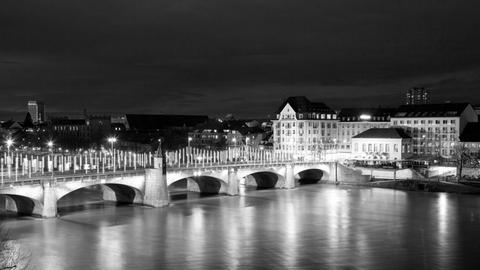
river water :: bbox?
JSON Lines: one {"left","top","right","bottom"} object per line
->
{"left": 3, "top": 184, "right": 480, "bottom": 269}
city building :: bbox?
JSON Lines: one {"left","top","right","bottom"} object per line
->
{"left": 122, "top": 114, "right": 209, "bottom": 149}
{"left": 272, "top": 96, "right": 338, "bottom": 156}
{"left": 27, "top": 100, "right": 46, "bottom": 123}
{"left": 351, "top": 128, "right": 413, "bottom": 161}
{"left": 391, "top": 103, "right": 478, "bottom": 157}
{"left": 405, "top": 87, "right": 430, "bottom": 105}
{"left": 188, "top": 119, "right": 269, "bottom": 149}
{"left": 337, "top": 108, "right": 397, "bottom": 151}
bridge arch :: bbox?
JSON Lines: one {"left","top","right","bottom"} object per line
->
{"left": 238, "top": 168, "right": 286, "bottom": 189}
{"left": 168, "top": 174, "right": 228, "bottom": 195}
{"left": 0, "top": 194, "right": 43, "bottom": 217}
{"left": 294, "top": 164, "right": 334, "bottom": 184}
{"left": 57, "top": 183, "right": 144, "bottom": 206}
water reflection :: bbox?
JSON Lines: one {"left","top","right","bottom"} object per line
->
{"left": 4, "top": 185, "right": 480, "bottom": 269}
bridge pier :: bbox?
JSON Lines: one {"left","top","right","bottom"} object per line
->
{"left": 143, "top": 157, "right": 170, "bottom": 207}
{"left": 4, "top": 196, "right": 17, "bottom": 213}
{"left": 283, "top": 163, "right": 296, "bottom": 189}
{"left": 227, "top": 169, "right": 240, "bottom": 196}
{"left": 186, "top": 178, "right": 201, "bottom": 192}
{"left": 42, "top": 180, "right": 57, "bottom": 218}
{"left": 102, "top": 185, "right": 117, "bottom": 202}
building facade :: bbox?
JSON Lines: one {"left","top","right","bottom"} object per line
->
{"left": 27, "top": 100, "right": 46, "bottom": 124}
{"left": 351, "top": 128, "right": 413, "bottom": 161}
{"left": 391, "top": 103, "right": 478, "bottom": 157}
{"left": 405, "top": 87, "right": 430, "bottom": 105}
{"left": 337, "top": 108, "right": 396, "bottom": 151}
{"left": 272, "top": 96, "right": 338, "bottom": 157}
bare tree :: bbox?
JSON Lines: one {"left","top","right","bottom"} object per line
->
{"left": 0, "top": 224, "right": 29, "bottom": 270}
{"left": 453, "top": 142, "right": 480, "bottom": 182}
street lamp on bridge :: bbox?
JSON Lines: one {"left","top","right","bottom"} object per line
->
{"left": 188, "top": 136, "right": 192, "bottom": 147}
{"left": 5, "top": 138, "right": 14, "bottom": 157}
{"left": 47, "top": 140, "right": 54, "bottom": 151}
{"left": 47, "top": 140, "right": 54, "bottom": 175}
{"left": 107, "top": 136, "right": 117, "bottom": 171}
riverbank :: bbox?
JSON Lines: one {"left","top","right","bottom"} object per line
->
{"left": 352, "top": 179, "right": 480, "bottom": 194}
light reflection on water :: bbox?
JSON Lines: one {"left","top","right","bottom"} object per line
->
{"left": 4, "top": 184, "right": 480, "bottom": 269}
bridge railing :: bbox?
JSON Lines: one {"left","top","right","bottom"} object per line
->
{"left": 0, "top": 147, "right": 326, "bottom": 186}
{"left": 165, "top": 147, "right": 324, "bottom": 169}
{"left": 0, "top": 170, "right": 146, "bottom": 188}
{"left": 0, "top": 150, "right": 154, "bottom": 185}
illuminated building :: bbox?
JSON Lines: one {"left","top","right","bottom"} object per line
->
{"left": 27, "top": 100, "right": 46, "bottom": 124}
{"left": 337, "top": 108, "right": 397, "bottom": 152}
{"left": 272, "top": 96, "right": 338, "bottom": 156}
{"left": 391, "top": 103, "right": 477, "bottom": 157}
{"left": 405, "top": 87, "right": 430, "bottom": 105}
{"left": 351, "top": 128, "right": 413, "bottom": 160}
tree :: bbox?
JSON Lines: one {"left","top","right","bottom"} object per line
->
{"left": 453, "top": 143, "right": 480, "bottom": 182}
{"left": 22, "top": 113, "right": 34, "bottom": 129}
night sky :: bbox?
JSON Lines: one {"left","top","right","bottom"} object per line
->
{"left": 1, "top": 0, "right": 480, "bottom": 119}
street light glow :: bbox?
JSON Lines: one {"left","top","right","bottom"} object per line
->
{"left": 47, "top": 140, "right": 54, "bottom": 148}
{"left": 107, "top": 137, "right": 117, "bottom": 143}
{"left": 5, "top": 138, "right": 14, "bottom": 147}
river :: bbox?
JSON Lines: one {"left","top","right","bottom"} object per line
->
{"left": 3, "top": 184, "right": 480, "bottom": 269}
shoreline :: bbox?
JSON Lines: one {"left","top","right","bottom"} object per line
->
{"left": 339, "top": 179, "right": 480, "bottom": 194}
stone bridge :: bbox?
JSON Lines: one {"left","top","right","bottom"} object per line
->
{"left": 0, "top": 158, "right": 364, "bottom": 218}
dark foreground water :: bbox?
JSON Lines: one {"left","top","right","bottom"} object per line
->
{"left": 4, "top": 184, "right": 480, "bottom": 270}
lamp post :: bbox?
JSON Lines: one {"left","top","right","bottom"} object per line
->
{"left": 47, "top": 140, "right": 54, "bottom": 175}
{"left": 232, "top": 137, "right": 237, "bottom": 162}
{"left": 5, "top": 138, "right": 13, "bottom": 178}
{"left": 188, "top": 136, "right": 192, "bottom": 147}
{"left": 107, "top": 137, "right": 117, "bottom": 171}
{"left": 5, "top": 138, "right": 13, "bottom": 158}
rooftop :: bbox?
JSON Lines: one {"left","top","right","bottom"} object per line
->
{"left": 394, "top": 103, "right": 471, "bottom": 118}
{"left": 277, "top": 96, "right": 335, "bottom": 114}
{"left": 352, "top": 128, "right": 412, "bottom": 139}
{"left": 50, "top": 119, "right": 87, "bottom": 126}
{"left": 338, "top": 108, "right": 397, "bottom": 122}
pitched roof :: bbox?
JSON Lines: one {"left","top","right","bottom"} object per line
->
{"left": 276, "top": 96, "right": 335, "bottom": 114}
{"left": 394, "top": 103, "right": 471, "bottom": 118}
{"left": 51, "top": 119, "right": 87, "bottom": 125}
{"left": 460, "top": 122, "right": 480, "bottom": 142}
{"left": 338, "top": 108, "right": 397, "bottom": 121}
{"left": 352, "top": 128, "right": 412, "bottom": 139}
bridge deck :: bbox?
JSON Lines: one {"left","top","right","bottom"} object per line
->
{"left": 0, "top": 160, "right": 330, "bottom": 188}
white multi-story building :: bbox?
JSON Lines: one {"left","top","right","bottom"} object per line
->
{"left": 337, "top": 108, "right": 397, "bottom": 152}
{"left": 351, "top": 128, "right": 413, "bottom": 161}
{"left": 272, "top": 96, "right": 338, "bottom": 157}
{"left": 391, "top": 103, "right": 478, "bottom": 157}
